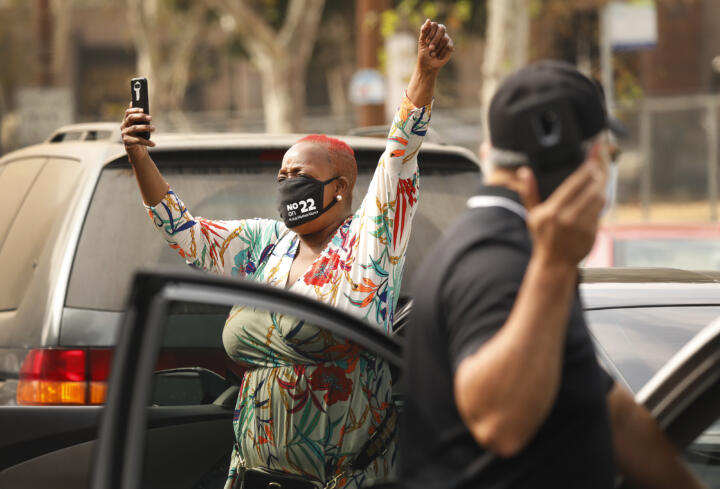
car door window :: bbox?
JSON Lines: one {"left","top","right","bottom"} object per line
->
{"left": 151, "top": 302, "right": 239, "bottom": 406}
{"left": 684, "top": 417, "right": 720, "bottom": 488}
{"left": 65, "top": 151, "right": 478, "bottom": 313}
{"left": 143, "top": 301, "right": 397, "bottom": 489}
{"left": 0, "top": 158, "right": 46, "bottom": 249}
{"left": 0, "top": 157, "right": 81, "bottom": 310}
{"left": 95, "top": 275, "right": 402, "bottom": 489}
{"left": 586, "top": 306, "right": 720, "bottom": 392}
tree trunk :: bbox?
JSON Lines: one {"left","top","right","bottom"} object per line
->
{"left": 481, "top": 0, "right": 529, "bottom": 138}
{"left": 163, "top": 4, "right": 208, "bottom": 131}
{"left": 213, "top": 0, "right": 325, "bottom": 133}
{"left": 326, "top": 67, "right": 350, "bottom": 121}
{"left": 126, "top": 0, "right": 210, "bottom": 130}
{"left": 318, "top": 12, "right": 353, "bottom": 124}
{"left": 256, "top": 54, "right": 305, "bottom": 133}
{"left": 127, "top": 0, "right": 158, "bottom": 112}
{"left": 50, "top": 0, "right": 73, "bottom": 86}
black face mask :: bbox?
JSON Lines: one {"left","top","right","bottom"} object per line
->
{"left": 277, "top": 175, "right": 339, "bottom": 228}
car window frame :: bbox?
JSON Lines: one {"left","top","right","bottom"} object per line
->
{"left": 0, "top": 156, "right": 82, "bottom": 311}
{"left": 93, "top": 270, "right": 720, "bottom": 489}
{"left": 636, "top": 315, "right": 720, "bottom": 446}
{"left": 63, "top": 147, "right": 480, "bottom": 315}
{"left": 91, "top": 268, "right": 403, "bottom": 489}
{"left": 613, "top": 316, "right": 720, "bottom": 489}
{"left": 585, "top": 304, "right": 720, "bottom": 393}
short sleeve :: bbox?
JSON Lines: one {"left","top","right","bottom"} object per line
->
{"left": 442, "top": 242, "right": 529, "bottom": 372}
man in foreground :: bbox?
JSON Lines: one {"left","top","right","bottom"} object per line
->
{"left": 400, "top": 61, "right": 705, "bottom": 489}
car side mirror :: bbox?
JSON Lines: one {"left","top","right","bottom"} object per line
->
{"left": 151, "top": 367, "right": 226, "bottom": 406}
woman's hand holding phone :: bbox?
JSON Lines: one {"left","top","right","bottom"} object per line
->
{"left": 122, "top": 77, "right": 155, "bottom": 163}
{"left": 121, "top": 105, "right": 155, "bottom": 163}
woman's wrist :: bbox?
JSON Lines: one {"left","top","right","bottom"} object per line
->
{"left": 406, "top": 64, "right": 438, "bottom": 107}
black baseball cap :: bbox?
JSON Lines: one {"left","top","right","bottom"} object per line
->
{"left": 489, "top": 59, "right": 627, "bottom": 158}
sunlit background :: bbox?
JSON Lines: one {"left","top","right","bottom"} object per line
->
{"left": 1, "top": 0, "right": 719, "bottom": 225}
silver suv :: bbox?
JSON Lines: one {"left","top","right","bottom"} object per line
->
{"left": 0, "top": 123, "right": 480, "bottom": 407}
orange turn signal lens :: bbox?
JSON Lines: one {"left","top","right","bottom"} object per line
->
{"left": 17, "top": 348, "right": 111, "bottom": 405}
{"left": 89, "top": 381, "right": 108, "bottom": 404}
{"left": 16, "top": 380, "right": 88, "bottom": 405}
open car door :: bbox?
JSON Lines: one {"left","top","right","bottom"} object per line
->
{"left": 90, "top": 268, "right": 720, "bottom": 489}
{"left": 90, "top": 269, "right": 402, "bottom": 489}
{"left": 624, "top": 316, "right": 720, "bottom": 488}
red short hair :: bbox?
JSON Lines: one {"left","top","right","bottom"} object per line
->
{"left": 297, "top": 134, "right": 357, "bottom": 185}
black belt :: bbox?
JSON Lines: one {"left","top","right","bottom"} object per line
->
{"left": 348, "top": 403, "right": 399, "bottom": 473}
{"left": 241, "top": 467, "right": 320, "bottom": 489}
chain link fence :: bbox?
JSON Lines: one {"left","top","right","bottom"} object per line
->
{"left": 613, "top": 95, "right": 720, "bottom": 222}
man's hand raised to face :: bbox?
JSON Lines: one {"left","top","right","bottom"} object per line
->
{"left": 523, "top": 142, "right": 608, "bottom": 269}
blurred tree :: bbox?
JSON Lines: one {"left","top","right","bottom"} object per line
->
{"left": 529, "top": 0, "right": 638, "bottom": 103}
{"left": 482, "top": 0, "right": 529, "bottom": 135}
{"left": 125, "top": 0, "right": 216, "bottom": 130}
{"left": 380, "top": 0, "right": 484, "bottom": 76}
{"left": 380, "top": 0, "right": 482, "bottom": 41}
{"left": 209, "top": 0, "right": 326, "bottom": 133}
{"left": 50, "top": 0, "right": 77, "bottom": 88}
{"left": 529, "top": 0, "right": 607, "bottom": 65}
{"left": 0, "top": 0, "right": 39, "bottom": 151}
{"left": 380, "top": 0, "right": 485, "bottom": 112}
{"left": 314, "top": 5, "right": 355, "bottom": 124}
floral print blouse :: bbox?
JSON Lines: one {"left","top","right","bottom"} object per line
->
{"left": 145, "top": 94, "right": 431, "bottom": 488}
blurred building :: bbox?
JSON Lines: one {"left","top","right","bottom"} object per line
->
{"left": 530, "top": 0, "right": 720, "bottom": 217}
{"left": 0, "top": 1, "right": 489, "bottom": 153}
{"left": 3, "top": 0, "right": 718, "bottom": 213}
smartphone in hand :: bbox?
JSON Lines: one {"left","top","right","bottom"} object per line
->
{"left": 130, "top": 77, "right": 150, "bottom": 140}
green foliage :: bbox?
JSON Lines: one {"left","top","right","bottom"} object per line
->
{"left": 382, "top": 0, "right": 483, "bottom": 41}
{"left": 614, "top": 53, "right": 644, "bottom": 102}
{"left": 250, "top": 0, "right": 289, "bottom": 30}
{"left": 529, "top": 0, "right": 543, "bottom": 18}
{"left": 421, "top": 2, "right": 438, "bottom": 20}
{"left": 167, "top": 0, "right": 192, "bottom": 12}
{"left": 228, "top": 36, "right": 251, "bottom": 60}
{"left": 378, "top": 46, "right": 388, "bottom": 73}
{"left": 380, "top": 9, "right": 399, "bottom": 38}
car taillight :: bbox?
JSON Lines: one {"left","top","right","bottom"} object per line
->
{"left": 17, "top": 348, "right": 113, "bottom": 405}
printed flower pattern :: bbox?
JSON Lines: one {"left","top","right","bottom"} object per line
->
{"left": 309, "top": 364, "right": 353, "bottom": 405}
{"left": 144, "top": 94, "right": 431, "bottom": 489}
{"left": 304, "top": 250, "right": 340, "bottom": 287}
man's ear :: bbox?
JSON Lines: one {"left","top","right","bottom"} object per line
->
{"left": 516, "top": 166, "right": 541, "bottom": 210}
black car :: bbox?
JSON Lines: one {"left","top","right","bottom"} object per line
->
{"left": 1, "top": 267, "right": 719, "bottom": 488}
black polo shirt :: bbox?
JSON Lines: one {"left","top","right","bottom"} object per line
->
{"left": 400, "top": 185, "right": 616, "bottom": 489}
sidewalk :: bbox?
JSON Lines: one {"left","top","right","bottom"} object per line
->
{"left": 609, "top": 201, "right": 720, "bottom": 223}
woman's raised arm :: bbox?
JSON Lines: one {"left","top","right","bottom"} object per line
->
{"left": 121, "top": 104, "right": 167, "bottom": 206}
{"left": 357, "top": 20, "right": 454, "bottom": 257}
{"left": 120, "top": 104, "right": 275, "bottom": 277}
{"left": 406, "top": 19, "right": 454, "bottom": 108}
